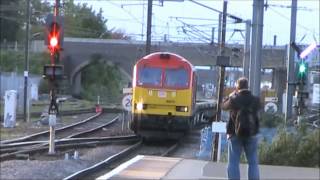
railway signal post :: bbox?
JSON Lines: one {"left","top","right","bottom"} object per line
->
{"left": 44, "top": 0, "right": 64, "bottom": 154}
{"left": 211, "top": 0, "right": 229, "bottom": 162}
{"left": 291, "top": 42, "right": 317, "bottom": 123}
{"left": 295, "top": 60, "right": 308, "bottom": 116}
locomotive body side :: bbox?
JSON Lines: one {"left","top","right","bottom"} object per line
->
{"left": 130, "top": 52, "right": 196, "bottom": 138}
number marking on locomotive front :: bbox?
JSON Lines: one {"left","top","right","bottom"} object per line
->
{"left": 158, "top": 90, "right": 167, "bottom": 98}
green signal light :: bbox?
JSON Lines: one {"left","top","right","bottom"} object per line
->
{"left": 297, "top": 61, "right": 308, "bottom": 80}
{"left": 299, "top": 63, "right": 306, "bottom": 73}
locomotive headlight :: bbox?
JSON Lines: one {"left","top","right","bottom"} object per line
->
{"left": 135, "top": 102, "right": 147, "bottom": 111}
{"left": 136, "top": 102, "right": 144, "bottom": 111}
{"left": 183, "top": 106, "right": 188, "bottom": 112}
{"left": 176, "top": 106, "right": 188, "bottom": 112}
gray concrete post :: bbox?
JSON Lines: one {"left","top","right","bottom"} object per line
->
{"left": 243, "top": 20, "right": 251, "bottom": 78}
{"left": 211, "top": 27, "right": 215, "bottom": 44}
{"left": 249, "top": 2, "right": 257, "bottom": 92}
{"left": 250, "top": 0, "right": 264, "bottom": 96}
{"left": 285, "top": 0, "right": 297, "bottom": 121}
{"left": 217, "top": 14, "right": 222, "bottom": 45}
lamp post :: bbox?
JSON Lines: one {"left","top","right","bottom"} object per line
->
{"left": 146, "top": 0, "right": 153, "bottom": 55}
{"left": 23, "top": 0, "right": 31, "bottom": 122}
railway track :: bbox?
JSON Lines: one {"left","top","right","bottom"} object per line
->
{"left": 0, "top": 131, "right": 133, "bottom": 154}
{"left": 61, "top": 127, "right": 203, "bottom": 179}
{"left": 0, "top": 108, "right": 97, "bottom": 122}
{"left": 1, "top": 106, "right": 124, "bottom": 121}
{"left": 63, "top": 139, "right": 181, "bottom": 179}
{"left": 0, "top": 135, "right": 140, "bottom": 161}
{"left": 0, "top": 112, "right": 118, "bottom": 144}
{"left": 0, "top": 113, "right": 132, "bottom": 160}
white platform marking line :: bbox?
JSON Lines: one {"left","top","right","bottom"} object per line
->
{"left": 96, "top": 155, "right": 145, "bottom": 180}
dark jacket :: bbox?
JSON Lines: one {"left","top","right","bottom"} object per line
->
{"left": 222, "top": 89, "right": 261, "bottom": 135}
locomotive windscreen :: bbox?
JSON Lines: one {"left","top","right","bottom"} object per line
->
{"left": 138, "top": 66, "right": 162, "bottom": 86}
{"left": 164, "top": 68, "right": 189, "bottom": 88}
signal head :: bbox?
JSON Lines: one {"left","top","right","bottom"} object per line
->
{"left": 44, "top": 14, "right": 64, "bottom": 52}
{"left": 298, "top": 62, "right": 306, "bottom": 74}
{"left": 296, "top": 61, "right": 308, "bottom": 83}
{"left": 50, "top": 36, "right": 58, "bottom": 48}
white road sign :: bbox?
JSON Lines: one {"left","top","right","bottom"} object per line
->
{"left": 265, "top": 97, "right": 278, "bottom": 102}
{"left": 122, "top": 94, "right": 132, "bottom": 111}
{"left": 312, "top": 84, "right": 320, "bottom": 104}
{"left": 212, "top": 122, "right": 227, "bottom": 133}
{"left": 264, "top": 102, "right": 278, "bottom": 113}
{"left": 122, "top": 87, "right": 132, "bottom": 94}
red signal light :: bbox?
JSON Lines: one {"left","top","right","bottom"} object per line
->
{"left": 50, "top": 36, "right": 58, "bottom": 48}
{"left": 45, "top": 15, "right": 64, "bottom": 51}
{"left": 47, "top": 22, "right": 60, "bottom": 52}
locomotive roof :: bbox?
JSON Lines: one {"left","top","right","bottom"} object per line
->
{"left": 137, "top": 52, "right": 194, "bottom": 69}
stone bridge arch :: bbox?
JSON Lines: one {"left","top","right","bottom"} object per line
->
{"left": 70, "top": 58, "right": 132, "bottom": 96}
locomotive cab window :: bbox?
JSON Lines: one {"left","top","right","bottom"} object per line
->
{"left": 164, "top": 68, "right": 189, "bottom": 88}
{"left": 137, "top": 66, "right": 162, "bottom": 86}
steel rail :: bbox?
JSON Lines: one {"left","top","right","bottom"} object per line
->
{"left": 0, "top": 135, "right": 138, "bottom": 152}
{"left": 0, "top": 108, "right": 96, "bottom": 121}
{"left": 63, "top": 141, "right": 143, "bottom": 180}
{"left": 0, "top": 115, "right": 121, "bottom": 155}
{"left": 65, "top": 115, "right": 119, "bottom": 138}
{"left": 0, "top": 112, "right": 102, "bottom": 144}
{"left": 63, "top": 137, "right": 183, "bottom": 179}
{"left": 160, "top": 141, "right": 180, "bottom": 157}
{"left": 0, "top": 135, "right": 140, "bottom": 161}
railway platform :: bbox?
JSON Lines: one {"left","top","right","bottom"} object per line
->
{"left": 97, "top": 155, "right": 319, "bottom": 180}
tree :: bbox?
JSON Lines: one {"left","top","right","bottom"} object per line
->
{"left": 1, "top": 0, "right": 129, "bottom": 42}
{"left": 0, "top": 0, "right": 21, "bottom": 42}
{"left": 0, "top": 0, "right": 51, "bottom": 42}
{"left": 81, "top": 55, "right": 125, "bottom": 104}
{"left": 0, "top": 51, "right": 48, "bottom": 73}
{"left": 63, "top": 0, "right": 111, "bottom": 38}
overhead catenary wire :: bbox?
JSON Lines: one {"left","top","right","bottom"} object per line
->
{"left": 104, "top": 0, "right": 143, "bottom": 25}
{"left": 264, "top": 1, "right": 315, "bottom": 12}
{"left": 5, "top": 0, "right": 317, "bottom": 45}
{"left": 169, "top": 16, "right": 234, "bottom": 23}
{"left": 267, "top": 6, "right": 319, "bottom": 36}
{"left": 72, "top": 0, "right": 314, "bottom": 44}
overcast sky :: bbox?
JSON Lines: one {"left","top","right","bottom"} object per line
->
{"left": 77, "top": 0, "right": 319, "bottom": 46}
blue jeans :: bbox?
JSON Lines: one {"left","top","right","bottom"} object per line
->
{"left": 227, "top": 135, "right": 260, "bottom": 180}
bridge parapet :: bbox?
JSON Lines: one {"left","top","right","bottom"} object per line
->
{"left": 32, "top": 38, "right": 288, "bottom": 95}
{"left": 32, "top": 38, "right": 287, "bottom": 74}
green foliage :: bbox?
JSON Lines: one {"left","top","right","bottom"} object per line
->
{"left": 0, "top": 0, "right": 51, "bottom": 42}
{"left": 209, "top": 123, "right": 319, "bottom": 168}
{"left": 259, "top": 126, "right": 320, "bottom": 167}
{"left": 1, "top": 0, "right": 129, "bottom": 42}
{"left": 260, "top": 113, "right": 284, "bottom": 128}
{"left": 63, "top": 1, "right": 111, "bottom": 38}
{"left": 0, "top": 0, "right": 22, "bottom": 42}
{"left": 0, "top": 51, "right": 48, "bottom": 74}
{"left": 80, "top": 57, "right": 125, "bottom": 104}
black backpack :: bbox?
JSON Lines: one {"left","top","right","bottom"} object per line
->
{"left": 234, "top": 100, "right": 258, "bottom": 137}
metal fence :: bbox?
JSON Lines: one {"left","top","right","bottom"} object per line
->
{"left": 0, "top": 42, "right": 23, "bottom": 51}
{"left": 0, "top": 41, "right": 45, "bottom": 52}
{"left": 0, "top": 72, "right": 41, "bottom": 112}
